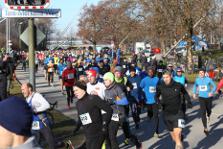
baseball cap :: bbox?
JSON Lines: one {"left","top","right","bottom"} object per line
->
{"left": 86, "top": 69, "right": 97, "bottom": 77}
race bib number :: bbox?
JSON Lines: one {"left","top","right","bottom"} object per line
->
{"left": 101, "top": 110, "right": 107, "bottom": 114}
{"left": 78, "top": 68, "right": 83, "bottom": 71}
{"left": 122, "top": 65, "right": 126, "bottom": 68}
{"left": 68, "top": 73, "right": 74, "bottom": 79}
{"left": 32, "top": 121, "right": 40, "bottom": 130}
{"left": 149, "top": 86, "right": 156, "bottom": 93}
{"left": 178, "top": 119, "right": 185, "bottom": 128}
{"left": 132, "top": 83, "right": 137, "bottom": 89}
{"left": 199, "top": 85, "right": 207, "bottom": 91}
{"left": 111, "top": 113, "right": 119, "bottom": 122}
{"left": 147, "top": 58, "right": 150, "bottom": 62}
{"left": 79, "top": 113, "right": 92, "bottom": 125}
{"left": 158, "top": 69, "right": 163, "bottom": 72}
{"left": 48, "top": 68, "right": 53, "bottom": 72}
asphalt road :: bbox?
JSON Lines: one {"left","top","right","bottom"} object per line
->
{"left": 16, "top": 66, "right": 223, "bottom": 149}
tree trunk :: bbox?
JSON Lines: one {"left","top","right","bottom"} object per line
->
{"left": 186, "top": 18, "right": 194, "bottom": 73}
{"left": 160, "top": 39, "right": 166, "bottom": 54}
{"left": 93, "top": 41, "right": 97, "bottom": 51}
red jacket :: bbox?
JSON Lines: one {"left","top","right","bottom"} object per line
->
{"left": 217, "top": 78, "right": 223, "bottom": 92}
{"left": 62, "top": 68, "right": 76, "bottom": 87}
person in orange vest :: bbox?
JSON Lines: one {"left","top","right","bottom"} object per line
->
{"left": 47, "top": 60, "right": 54, "bottom": 86}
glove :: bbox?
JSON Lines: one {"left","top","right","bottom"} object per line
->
{"left": 187, "top": 101, "right": 193, "bottom": 109}
{"left": 73, "top": 126, "right": 80, "bottom": 134}
{"left": 107, "top": 98, "right": 115, "bottom": 105}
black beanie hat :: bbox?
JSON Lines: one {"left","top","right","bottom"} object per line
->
{"left": 74, "top": 81, "right": 87, "bottom": 91}
{"left": 0, "top": 96, "right": 32, "bottom": 136}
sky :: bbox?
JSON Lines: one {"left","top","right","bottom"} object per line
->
{"left": 49, "top": 0, "right": 100, "bottom": 33}
{"left": 0, "top": 0, "right": 101, "bottom": 33}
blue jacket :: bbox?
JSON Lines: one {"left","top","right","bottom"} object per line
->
{"left": 193, "top": 76, "right": 216, "bottom": 98}
{"left": 128, "top": 75, "right": 142, "bottom": 102}
{"left": 140, "top": 76, "right": 159, "bottom": 104}
{"left": 174, "top": 75, "right": 186, "bottom": 85}
{"left": 57, "top": 63, "right": 66, "bottom": 76}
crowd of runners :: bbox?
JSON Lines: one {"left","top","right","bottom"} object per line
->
{"left": 0, "top": 48, "right": 223, "bottom": 149}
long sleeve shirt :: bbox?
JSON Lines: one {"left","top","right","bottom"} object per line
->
{"left": 26, "top": 92, "right": 50, "bottom": 113}
{"left": 193, "top": 76, "right": 216, "bottom": 98}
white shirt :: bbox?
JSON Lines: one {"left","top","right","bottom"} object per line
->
{"left": 87, "top": 82, "right": 106, "bottom": 100}
{"left": 26, "top": 92, "right": 50, "bottom": 113}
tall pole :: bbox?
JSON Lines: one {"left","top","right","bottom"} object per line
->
{"left": 6, "top": 18, "right": 8, "bottom": 52}
{"left": 28, "top": 18, "right": 36, "bottom": 90}
{"left": 18, "top": 23, "right": 22, "bottom": 50}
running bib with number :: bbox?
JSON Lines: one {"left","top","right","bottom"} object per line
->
{"left": 122, "top": 65, "right": 126, "bottom": 68}
{"left": 68, "top": 73, "right": 74, "bottom": 79}
{"left": 199, "top": 85, "right": 207, "bottom": 91}
{"left": 132, "top": 83, "right": 137, "bottom": 89}
{"left": 111, "top": 113, "right": 119, "bottom": 122}
{"left": 32, "top": 121, "right": 40, "bottom": 130}
{"left": 178, "top": 119, "right": 185, "bottom": 128}
{"left": 158, "top": 69, "right": 163, "bottom": 72}
{"left": 78, "top": 68, "right": 83, "bottom": 71}
{"left": 48, "top": 68, "right": 53, "bottom": 72}
{"left": 101, "top": 110, "right": 107, "bottom": 114}
{"left": 149, "top": 87, "right": 156, "bottom": 93}
{"left": 79, "top": 113, "right": 92, "bottom": 125}
{"left": 147, "top": 58, "right": 150, "bottom": 62}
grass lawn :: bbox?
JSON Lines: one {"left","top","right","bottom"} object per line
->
{"left": 10, "top": 80, "right": 85, "bottom": 148}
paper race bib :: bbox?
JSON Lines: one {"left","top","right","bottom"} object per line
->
{"left": 147, "top": 58, "right": 150, "bottom": 62}
{"left": 32, "top": 121, "right": 40, "bottom": 130}
{"left": 199, "top": 85, "right": 207, "bottom": 91}
{"left": 157, "top": 69, "right": 163, "bottom": 72}
{"left": 132, "top": 83, "right": 137, "bottom": 89}
{"left": 122, "top": 65, "right": 126, "bottom": 68}
{"left": 48, "top": 68, "right": 53, "bottom": 72}
{"left": 149, "top": 86, "right": 156, "bottom": 93}
{"left": 178, "top": 119, "right": 185, "bottom": 128}
{"left": 79, "top": 113, "right": 92, "bottom": 125}
{"left": 68, "top": 73, "right": 74, "bottom": 79}
{"left": 101, "top": 110, "right": 107, "bottom": 114}
{"left": 111, "top": 113, "right": 119, "bottom": 122}
{"left": 78, "top": 68, "right": 83, "bottom": 71}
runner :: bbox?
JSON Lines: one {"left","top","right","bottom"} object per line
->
{"left": 103, "top": 72, "right": 142, "bottom": 149}
{"left": 193, "top": 68, "right": 216, "bottom": 135}
{"left": 140, "top": 67, "right": 160, "bottom": 137}
{"left": 174, "top": 67, "right": 192, "bottom": 119}
{"left": 156, "top": 71, "right": 191, "bottom": 149}
{"left": 73, "top": 80, "right": 113, "bottom": 149}
{"left": 62, "top": 61, "right": 76, "bottom": 109}
{"left": 86, "top": 69, "right": 106, "bottom": 99}
{"left": 127, "top": 66, "right": 142, "bottom": 129}
{"left": 167, "top": 63, "right": 176, "bottom": 77}
{"left": 21, "top": 83, "right": 56, "bottom": 149}
{"left": 57, "top": 59, "right": 66, "bottom": 94}
{"left": 47, "top": 59, "right": 54, "bottom": 86}
{"left": 53, "top": 54, "right": 60, "bottom": 74}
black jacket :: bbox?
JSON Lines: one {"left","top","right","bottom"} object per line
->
{"left": 76, "top": 94, "right": 113, "bottom": 138}
{"left": 156, "top": 80, "right": 191, "bottom": 115}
